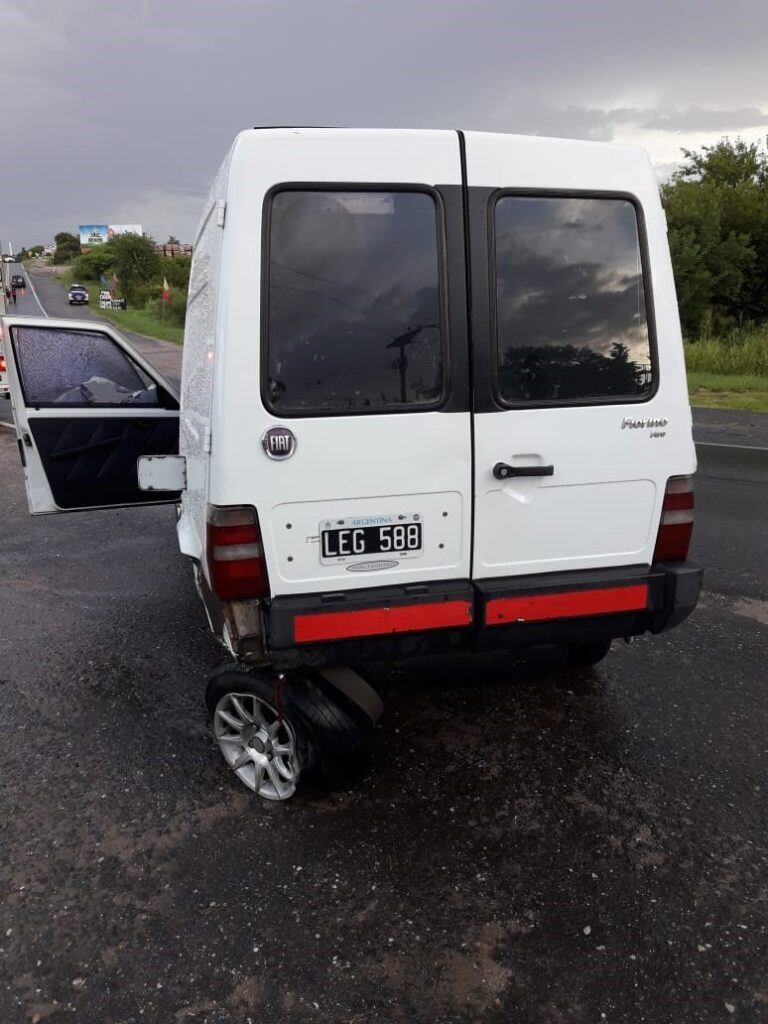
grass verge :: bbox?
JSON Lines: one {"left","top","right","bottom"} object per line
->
{"left": 688, "top": 371, "right": 768, "bottom": 412}
{"left": 60, "top": 269, "right": 184, "bottom": 345}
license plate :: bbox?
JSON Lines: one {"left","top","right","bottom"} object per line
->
{"left": 320, "top": 514, "right": 422, "bottom": 564}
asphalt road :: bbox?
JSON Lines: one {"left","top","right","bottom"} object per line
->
{"left": 1, "top": 269, "right": 767, "bottom": 1023}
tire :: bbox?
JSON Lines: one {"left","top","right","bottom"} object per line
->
{"left": 205, "top": 664, "right": 373, "bottom": 796}
{"left": 566, "top": 639, "right": 612, "bottom": 669}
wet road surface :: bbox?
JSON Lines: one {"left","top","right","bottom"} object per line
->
{"left": 1, "top": 270, "right": 767, "bottom": 1023}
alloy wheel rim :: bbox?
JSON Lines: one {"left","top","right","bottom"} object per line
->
{"left": 213, "top": 691, "right": 299, "bottom": 800}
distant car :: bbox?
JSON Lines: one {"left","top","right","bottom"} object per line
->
{"left": 11, "top": 274, "right": 25, "bottom": 289}
{"left": 2, "top": 255, "right": 13, "bottom": 263}
{"left": 68, "top": 284, "right": 89, "bottom": 305}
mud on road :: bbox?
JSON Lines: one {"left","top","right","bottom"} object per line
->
{"left": 1, "top": 429, "right": 768, "bottom": 1023}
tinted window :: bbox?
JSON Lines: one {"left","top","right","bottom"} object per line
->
{"left": 493, "top": 196, "right": 653, "bottom": 403}
{"left": 12, "top": 326, "right": 164, "bottom": 407}
{"left": 266, "top": 190, "right": 444, "bottom": 413}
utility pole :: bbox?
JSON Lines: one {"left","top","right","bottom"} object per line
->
{"left": 385, "top": 323, "right": 438, "bottom": 404}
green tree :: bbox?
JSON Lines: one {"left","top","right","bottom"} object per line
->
{"left": 110, "top": 233, "right": 161, "bottom": 302}
{"left": 72, "top": 245, "right": 117, "bottom": 281}
{"left": 666, "top": 226, "right": 712, "bottom": 332}
{"left": 662, "top": 136, "right": 768, "bottom": 332}
{"left": 675, "top": 138, "right": 767, "bottom": 188}
{"left": 162, "top": 255, "right": 191, "bottom": 290}
{"left": 53, "top": 231, "right": 80, "bottom": 265}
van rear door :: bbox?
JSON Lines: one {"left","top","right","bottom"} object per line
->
{"left": 463, "top": 132, "right": 695, "bottom": 582}
{"left": 215, "top": 130, "right": 472, "bottom": 597}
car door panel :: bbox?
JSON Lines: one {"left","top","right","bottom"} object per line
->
{"left": 28, "top": 416, "right": 180, "bottom": 509}
{"left": 2, "top": 315, "right": 181, "bottom": 514}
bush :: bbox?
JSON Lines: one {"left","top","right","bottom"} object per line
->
{"left": 72, "top": 246, "right": 117, "bottom": 281}
{"left": 129, "top": 281, "right": 163, "bottom": 307}
{"left": 111, "top": 233, "right": 161, "bottom": 303}
{"left": 168, "top": 292, "right": 187, "bottom": 325}
{"left": 684, "top": 326, "right": 768, "bottom": 376}
{"left": 163, "top": 257, "right": 191, "bottom": 290}
{"left": 145, "top": 293, "right": 187, "bottom": 327}
{"left": 53, "top": 231, "right": 80, "bottom": 265}
{"left": 54, "top": 243, "right": 80, "bottom": 265}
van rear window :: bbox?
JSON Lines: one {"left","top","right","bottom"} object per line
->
{"left": 265, "top": 190, "right": 444, "bottom": 414}
{"left": 493, "top": 196, "right": 654, "bottom": 404}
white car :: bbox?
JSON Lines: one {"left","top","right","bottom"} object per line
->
{"left": 0, "top": 128, "right": 702, "bottom": 802}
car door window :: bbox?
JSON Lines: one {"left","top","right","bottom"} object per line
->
{"left": 493, "top": 195, "right": 655, "bottom": 404}
{"left": 11, "top": 325, "right": 173, "bottom": 407}
{"left": 265, "top": 189, "right": 446, "bottom": 414}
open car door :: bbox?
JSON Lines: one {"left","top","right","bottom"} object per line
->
{"left": 1, "top": 316, "right": 181, "bottom": 513}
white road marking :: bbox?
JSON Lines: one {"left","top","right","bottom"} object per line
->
{"left": 22, "top": 266, "right": 48, "bottom": 316}
{"left": 696, "top": 441, "right": 768, "bottom": 453}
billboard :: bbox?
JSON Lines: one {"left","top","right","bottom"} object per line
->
{"left": 79, "top": 224, "right": 108, "bottom": 251}
{"left": 107, "top": 224, "right": 142, "bottom": 241}
{"left": 79, "top": 224, "right": 143, "bottom": 252}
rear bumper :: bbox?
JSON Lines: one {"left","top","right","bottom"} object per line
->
{"left": 264, "top": 562, "right": 702, "bottom": 669}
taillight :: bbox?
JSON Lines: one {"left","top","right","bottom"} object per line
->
{"left": 206, "top": 505, "right": 269, "bottom": 600}
{"left": 653, "top": 476, "right": 694, "bottom": 562}
{"left": 0, "top": 354, "right": 6, "bottom": 374}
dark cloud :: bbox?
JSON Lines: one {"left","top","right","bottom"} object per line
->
{"left": 603, "top": 106, "right": 768, "bottom": 133}
{"left": 1, "top": 0, "right": 766, "bottom": 246}
{"left": 639, "top": 107, "right": 768, "bottom": 133}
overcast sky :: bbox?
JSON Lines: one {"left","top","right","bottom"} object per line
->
{"left": 2, "top": 0, "right": 767, "bottom": 247}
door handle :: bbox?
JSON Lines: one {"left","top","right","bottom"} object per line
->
{"left": 493, "top": 462, "right": 554, "bottom": 480}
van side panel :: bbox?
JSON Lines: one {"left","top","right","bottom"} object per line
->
{"left": 177, "top": 151, "right": 231, "bottom": 564}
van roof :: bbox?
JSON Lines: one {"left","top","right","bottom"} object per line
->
{"left": 245, "top": 125, "right": 648, "bottom": 158}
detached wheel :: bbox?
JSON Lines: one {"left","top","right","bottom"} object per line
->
{"left": 206, "top": 665, "right": 373, "bottom": 800}
{"left": 566, "top": 639, "right": 612, "bottom": 669}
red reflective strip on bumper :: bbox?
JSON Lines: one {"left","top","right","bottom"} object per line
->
{"left": 485, "top": 584, "right": 649, "bottom": 626}
{"left": 294, "top": 600, "right": 473, "bottom": 644}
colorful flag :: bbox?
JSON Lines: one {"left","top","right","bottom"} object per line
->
{"left": 162, "top": 277, "right": 170, "bottom": 303}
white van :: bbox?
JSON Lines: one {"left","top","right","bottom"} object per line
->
{"left": 1, "top": 128, "right": 701, "bottom": 800}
